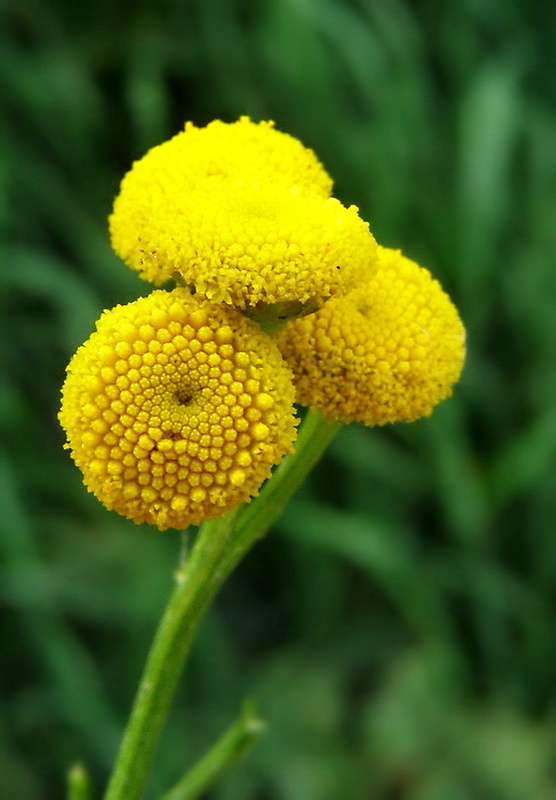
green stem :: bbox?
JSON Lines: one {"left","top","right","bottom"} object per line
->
{"left": 67, "top": 763, "right": 94, "bottom": 800}
{"left": 103, "top": 509, "right": 239, "bottom": 800}
{"left": 103, "top": 411, "right": 341, "bottom": 800}
{"left": 161, "top": 701, "right": 266, "bottom": 800}
{"left": 221, "top": 411, "right": 342, "bottom": 576}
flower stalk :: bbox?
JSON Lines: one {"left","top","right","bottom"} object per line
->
{"left": 67, "top": 763, "right": 94, "bottom": 800}
{"left": 160, "top": 701, "right": 265, "bottom": 800}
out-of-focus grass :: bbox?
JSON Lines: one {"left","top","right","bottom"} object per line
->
{"left": 2, "top": 1, "right": 556, "bottom": 798}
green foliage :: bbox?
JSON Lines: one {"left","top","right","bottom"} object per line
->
{"left": 2, "top": 0, "right": 556, "bottom": 797}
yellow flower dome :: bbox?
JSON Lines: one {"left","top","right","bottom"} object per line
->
{"left": 276, "top": 247, "right": 466, "bottom": 426}
{"left": 110, "top": 177, "right": 377, "bottom": 308}
{"left": 113, "top": 117, "right": 332, "bottom": 206}
{"left": 59, "top": 289, "right": 298, "bottom": 530}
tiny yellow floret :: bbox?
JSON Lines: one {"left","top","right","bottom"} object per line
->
{"left": 59, "top": 289, "right": 298, "bottom": 530}
{"left": 276, "top": 247, "right": 466, "bottom": 425}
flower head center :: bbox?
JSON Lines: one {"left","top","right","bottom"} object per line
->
{"left": 175, "top": 389, "right": 194, "bottom": 407}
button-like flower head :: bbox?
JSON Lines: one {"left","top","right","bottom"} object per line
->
{"left": 109, "top": 118, "right": 377, "bottom": 309}
{"left": 59, "top": 289, "right": 298, "bottom": 530}
{"left": 276, "top": 247, "right": 466, "bottom": 425}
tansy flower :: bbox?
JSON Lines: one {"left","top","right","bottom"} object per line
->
{"left": 110, "top": 177, "right": 377, "bottom": 309}
{"left": 276, "top": 247, "right": 466, "bottom": 426}
{"left": 59, "top": 289, "right": 298, "bottom": 530}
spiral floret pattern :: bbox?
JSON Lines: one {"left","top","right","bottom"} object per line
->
{"left": 59, "top": 289, "right": 298, "bottom": 530}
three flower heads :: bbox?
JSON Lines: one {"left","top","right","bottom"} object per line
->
{"left": 59, "top": 117, "right": 466, "bottom": 531}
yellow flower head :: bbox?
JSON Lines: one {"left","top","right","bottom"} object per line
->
{"left": 109, "top": 117, "right": 377, "bottom": 309}
{"left": 276, "top": 247, "right": 466, "bottom": 426}
{"left": 110, "top": 177, "right": 376, "bottom": 309}
{"left": 59, "top": 289, "right": 298, "bottom": 530}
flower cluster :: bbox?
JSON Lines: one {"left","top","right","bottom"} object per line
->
{"left": 60, "top": 117, "right": 465, "bottom": 530}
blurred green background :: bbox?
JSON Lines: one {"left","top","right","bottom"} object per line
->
{"left": 3, "top": 0, "right": 556, "bottom": 798}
